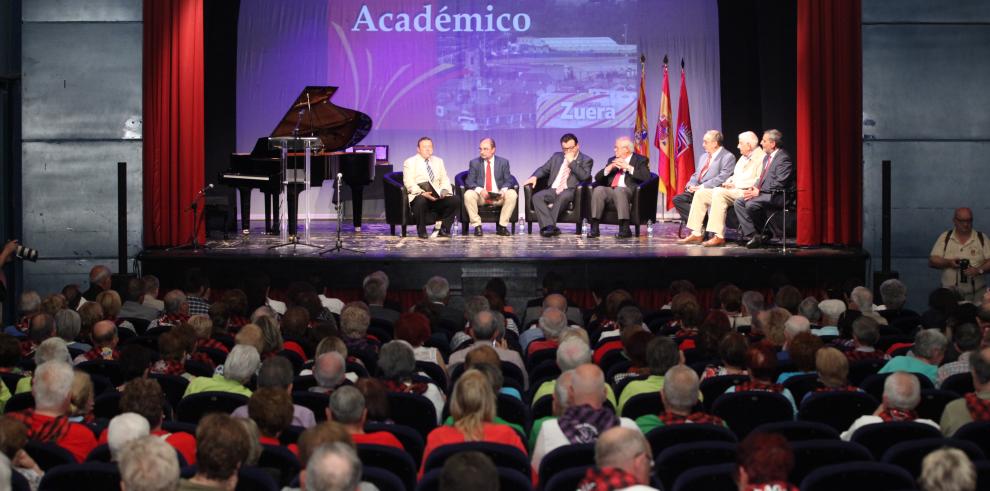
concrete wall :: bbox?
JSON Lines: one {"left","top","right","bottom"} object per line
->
{"left": 862, "top": 0, "right": 990, "bottom": 310}
{"left": 20, "top": 0, "right": 142, "bottom": 294}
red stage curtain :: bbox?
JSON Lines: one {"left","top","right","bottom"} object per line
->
{"left": 143, "top": 0, "right": 205, "bottom": 247}
{"left": 796, "top": 0, "right": 862, "bottom": 246}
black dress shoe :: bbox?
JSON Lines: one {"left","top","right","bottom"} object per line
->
{"left": 437, "top": 228, "right": 452, "bottom": 238}
{"left": 552, "top": 226, "right": 562, "bottom": 236}
{"left": 473, "top": 226, "right": 483, "bottom": 237}
{"left": 418, "top": 231, "right": 429, "bottom": 239}
{"left": 745, "top": 235, "right": 763, "bottom": 249}
{"left": 588, "top": 223, "right": 601, "bottom": 238}
{"left": 615, "top": 227, "right": 633, "bottom": 239}
{"left": 496, "top": 225, "right": 510, "bottom": 236}
{"left": 540, "top": 226, "right": 555, "bottom": 237}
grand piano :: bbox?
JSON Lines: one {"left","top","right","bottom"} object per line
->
{"left": 220, "top": 86, "right": 374, "bottom": 236}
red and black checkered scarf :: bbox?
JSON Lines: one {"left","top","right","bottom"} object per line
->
{"left": 558, "top": 404, "right": 620, "bottom": 444}
{"left": 150, "top": 359, "right": 187, "bottom": 376}
{"left": 877, "top": 407, "right": 918, "bottom": 422}
{"left": 81, "top": 347, "right": 119, "bottom": 362}
{"left": 577, "top": 466, "right": 640, "bottom": 491}
{"left": 382, "top": 379, "right": 428, "bottom": 395}
{"left": 197, "top": 337, "right": 229, "bottom": 353}
{"left": 7, "top": 409, "right": 70, "bottom": 443}
{"left": 964, "top": 393, "right": 990, "bottom": 421}
{"left": 156, "top": 313, "right": 189, "bottom": 328}
{"left": 735, "top": 380, "right": 785, "bottom": 393}
{"left": 814, "top": 385, "right": 860, "bottom": 394}
{"left": 658, "top": 410, "right": 724, "bottom": 426}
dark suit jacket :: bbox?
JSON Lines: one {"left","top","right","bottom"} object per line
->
{"left": 756, "top": 148, "right": 794, "bottom": 193}
{"left": 531, "top": 151, "right": 593, "bottom": 189}
{"left": 465, "top": 155, "right": 516, "bottom": 190}
{"left": 594, "top": 153, "right": 651, "bottom": 187}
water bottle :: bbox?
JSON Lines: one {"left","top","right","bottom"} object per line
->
{"left": 518, "top": 217, "right": 526, "bottom": 235}
{"left": 647, "top": 220, "right": 654, "bottom": 238}
{"left": 451, "top": 221, "right": 460, "bottom": 237}
{"left": 582, "top": 219, "right": 589, "bottom": 236}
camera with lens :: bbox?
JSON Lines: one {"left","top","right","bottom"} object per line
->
{"left": 15, "top": 245, "right": 39, "bottom": 262}
{"left": 959, "top": 258, "right": 971, "bottom": 271}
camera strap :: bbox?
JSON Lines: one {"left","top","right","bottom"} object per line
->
{"left": 943, "top": 229, "right": 986, "bottom": 255}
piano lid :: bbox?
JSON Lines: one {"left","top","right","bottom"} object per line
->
{"left": 270, "top": 86, "right": 373, "bottom": 152}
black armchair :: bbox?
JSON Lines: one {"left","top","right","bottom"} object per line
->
{"left": 590, "top": 172, "right": 659, "bottom": 236}
{"left": 454, "top": 171, "right": 518, "bottom": 234}
{"left": 383, "top": 171, "right": 437, "bottom": 237}
{"left": 523, "top": 176, "right": 589, "bottom": 234}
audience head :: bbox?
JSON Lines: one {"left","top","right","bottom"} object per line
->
{"left": 306, "top": 442, "right": 363, "bottom": 491}
{"left": 972, "top": 347, "right": 990, "bottom": 390}
{"left": 774, "top": 286, "right": 802, "bottom": 315}
{"left": 89, "top": 265, "right": 112, "bottom": 290}
{"left": 340, "top": 304, "right": 371, "bottom": 341}
{"left": 118, "top": 435, "right": 181, "bottom": 491}
{"left": 788, "top": 331, "right": 824, "bottom": 372}
{"left": 604, "top": 290, "right": 633, "bottom": 321}
{"left": 542, "top": 293, "right": 568, "bottom": 312}
{"left": 450, "top": 369, "right": 496, "bottom": 440}
{"left": 719, "top": 332, "right": 749, "bottom": 370}
{"left": 69, "top": 370, "right": 95, "bottom": 419}
{"left": 28, "top": 313, "right": 56, "bottom": 345}
{"left": 850, "top": 286, "right": 874, "bottom": 313}
{"left": 671, "top": 292, "right": 703, "bottom": 328}
{"left": 741, "top": 290, "right": 765, "bottom": 315}
{"left": 662, "top": 365, "right": 701, "bottom": 413}
{"left": 919, "top": 447, "right": 976, "bottom": 491}
{"left": 798, "top": 297, "right": 822, "bottom": 323}
{"left": 379, "top": 340, "right": 418, "bottom": 381}
{"left": 470, "top": 310, "right": 499, "bottom": 341}
{"left": 746, "top": 344, "right": 778, "bottom": 382}
{"left": 464, "top": 296, "right": 491, "bottom": 322}
{"left": 759, "top": 307, "right": 791, "bottom": 346}
{"left": 697, "top": 310, "right": 731, "bottom": 356}
{"left": 616, "top": 305, "right": 643, "bottom": 330}
{"left": 815, "top": 347, "right": 850, "bottom": 388}
{"left": 818, "top": 299, "right": 846, "bottom": 325}
{"left": 851, "top": 315, "right": 880, "bottom": 347}
{"left": 313, "top": 352, "right": 346, "bottom": 389}
{"left": 328, "top": 386, "right": 366, "bottom": 427}
{"left": 0, "top": 334, "right": 19, "bottom": 369}
{"left": 234, "top": 324, "right": 265, "bottom": 355}
{"left": 78, "top": 302, "right": 104, "bottom": 336}
{"left": 553, "top": 370, "right": 574, "bottom": 416}
{"left": 568, "top": 364, "right": 607, "bottom": 408}
{"left": 646, "top": 336, "right": 680, "bottom": 376}
{"left": 108, "top": 412, "right": 150, "bottom": 461}
{"left": 142, "top": 275, "right": 161, "bottom": 299}
{"left": 951, "top": 322, "right": 981, "bottom": 353}
{"left": 248, "top": 387, "right": 293, "bottom": 438}
{"left": 96, "top": 290, "right": 124, "bottom": 320}
{"left": 34, "top": 337, "right": 71, "bottom": 365}
{"left": 879, "top": 279, "right": 908, "bottom": 310}
{"left": 439, "top": 451, "right": 499, "bottom": 491}
{"left": 464, "top": 344, "right": 499, "bottom": 369}
{"left": 120, "top": 378, "right": 166, "bottom": 428}
{"left": 32, "top": 360, "right": 74, "bottom": 413}
{"left": 54, "top": 309, "right": 82, "bottom": 344}
{"left": 224, "top": 344, "right": 261, "bottom": 385}
{"left": 622, "top": 330, "right": 652, "bottom": 369}
{"left": 195, "top": 413, "right": 251, "bottom": 484}
{"left": 594, "top": 427, "right": 653, "bottom": 485}
{"left": 18, "top": 290, "right": 41, "bottom": 316}
{"left": 719, "top": 285, "right": 743, "bottom": 313}
{"left": 362, "top": 277, "right": 387, "bottom": 307}
{"left": 424, "top": 276, "right": 450, "bottom": 303}
{"left": 354, "top": 378, "right": 390, "bottom": 422}
{"left": 253, "top": 314, "right": 283, "bottom": 354}
{"left": 394, "top": 312, "right": 432, "bottom": 347}
{"left": 537, "top": 307, "right": 567, "bottom": 341}
{"left": 297, "top": 422, "right": 354, "bottom": 476}
{"left": 736, "top": 432, "right": 794, "bottom": 487}
{"left": 783, "top": 315, "right": 811, "bottom": 344}
{"left": 257, "top": 355, "right": 294, "bottom": 390}
{"left": 91, "top": 320, "right": 118, "bottom": 348}
{"left": 883, "top": 371, "right": 922, "bottom": 411}
{"left": 913, "top": 329, "right": 948, "bottom": 364}
{"left": 556, "top": 337, "right": 592, "bottom": 371}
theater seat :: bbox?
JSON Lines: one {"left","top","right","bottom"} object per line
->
{"left": 671, "top": 462, "right": 737, "bottom": 491}
{"left": 645, "top": 423, "right": 737, "bottom": 458}
{"left": 799, "top": 391, "right": 879, "bottom": 432}
{"left": 417, "top": 466, "right": 534, "bottom": 491}
{"left": 176, "top": 391, "right": 249, "bottom": 424}
{"left": 711, "top": 391, "right": 794, "bottom": 439}
{"left": 799, "top": 462, "right": 915, "bottom": 491}
{"left": 37, "top": 462, "right": 120, "bottom": 491}
{"left": 364, "top": 423, "right": 425, "bottom": 464}
{"left": 363, "top": 466, "right": 405, "bottom": 491}
{"left": 881, "top": 437, "right": 986, "bottom": 478}
{"left": 24, "top": 440, "right": 76, "bottom": 471}
{"left": 258, "top": 444, "right": 301, "bottom": 488}
{"left": 385, "top": 391, "right": 438, "bottom": 439}
{"left": 849, "top": 421, "right": 942, "bottom": 459}
{"left": 357, "top": 444, "right": 418, "bottom": 491}
{"left": 955, "top": 421, "right": 990, "bottom": 457}
{"left": 752, "top": 420, "right": 840, "bottom": 441}
{"left": 654, "top": 441, "right": 737, "bottom": 491}
{"left": 789, "top": 439, "right": 873, "bottom": 484}
{"left": 422, "top": 442, "right": 530, "bottom": 478}
{"left": 537, "top": 443, "right": 595, "bottom": 485}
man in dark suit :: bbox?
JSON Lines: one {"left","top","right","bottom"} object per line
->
{"left": 464, "top": 137, "right": 518, "bottom": 236}
{"left": 672, "top": 130, "right": 737, "bottom": 223}
{"left": 524, "top": 133, "right": 594, "bottom": 237}
{"left": 734, "top": 129, "right": 794, "bottom": 249}
{"left": 588, "top": 136, "right": 651, "bottom": 238}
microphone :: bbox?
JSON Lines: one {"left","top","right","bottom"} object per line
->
{"left": 195, "top": 183, "right": 214, "bottom": 197}
{"left": 337, "top": 173, "right": 343, "bottom": 179}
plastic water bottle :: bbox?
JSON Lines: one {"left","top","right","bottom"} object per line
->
{"left": 451, "top": 221, "right": 460, "bottom": 237}
{"left": 647, "top": 220, "right": 654, "bottom": 238}
{"left": 518, "top": 217, "right": 526, "bottom": 235}
{"left": 582, "top": 219, "right": 589, "bottom": 237}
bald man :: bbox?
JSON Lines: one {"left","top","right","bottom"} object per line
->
{"left": 83, "top": 265, "right": 112, "bottom": 302}
{"left": 841, "top": 371, "right": 938, "bottom": 440}
{"left": 74, "top": 320, "right": 119, "bottom": 364}
{"left": 929, "top": 207, "right": 990, "bottom": 303}
{"left": 531, "top": 364, "right": 640, "bottom": 471}
{"left": 577, "top": 426, "right": 656, "bottom": 491}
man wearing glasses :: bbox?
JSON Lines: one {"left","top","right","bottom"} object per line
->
{"left": 524, "top": 133, "right": 593, "bottom": 237}
{"left": 929, "top": 208, "right": 990, "bottom": 303}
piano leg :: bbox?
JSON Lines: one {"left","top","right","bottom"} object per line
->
{"left": 350, "top": 185, "right": 364, "bottom": 229}
{"left": 269, "top": 192, "right": 280, "bottom": 235}
{"left": 237, "top": 187, "right": 252, "bottom": 232}
{"left": 286, "top": 184, "right": 302, "bottom": 237}
{"left": 264, "top": 192, "right": 273, "bottom": 234}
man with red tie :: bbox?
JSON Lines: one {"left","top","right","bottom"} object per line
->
{"left": 672, "top": 130, "right": 737, "bottom": 224}
{"left": 588, "top": 136, "right": 651, "bottom": 238}
{"left": 734, "top": 129, "right": 794, "bottom": 249}
{"left": 463, "top": 138, "right": 518, "bottom": 237}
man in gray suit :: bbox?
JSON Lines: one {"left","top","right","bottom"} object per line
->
{"left": 734, "top": 129, "right": 794, "bottom": 249}
{"left": 588, "top": 136, "right": 651, "bottom": 238}
{"left": 524, "top": 133, "right": 594, "bottom": 237}
{"left": 464, "top": 137, "right": 518, "bottom": 236}
{"left": 672, "top": 130, "right": 736, "bottom": 223}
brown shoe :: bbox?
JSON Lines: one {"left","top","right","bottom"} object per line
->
{"left": 703, "top": 236, "right": 726, "bottom": 247}
{"left": 677, "top": 234, "right": 704, "bottom": 245}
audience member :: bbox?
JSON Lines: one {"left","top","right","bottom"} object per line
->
{"left": 702, "top": 332, "right": 750, "bottom": 380}
{"left": 725, "top": 344, "right": 797, "bottom": 414}
{"left": 107, "top": 412, "right": 150, "bottom": 461}
{"left": 247, "top": 387, "right": 298, "bottom": 456}
{"left": 776, "top": 332, "right": 823, "bottom": 383}
{"left": 735, "top": 432, "right": 799, "bottom": 491}
{"left": 119, "top": 377, "right": 197, "bottom": 464}
{"left": 814, "top": 299, "right": 845, "bottom": 337}
{"left": 439, "top": 451, "right": 499, "bottom": 491}
{"left": 327, "top": 385, "right": 403, "bottom": 449}
{"left": 306, "top": 442, "right": 363, "bottom": 491}
{"left": 179, "top": 413, "right": 250, "bottom": 490}
{"left": 118, "top": 435, "right": 181, "bottom": 491}
{"left": 311, "top": 351, "right": 348, "bottom": 395}
{"left": 142, "top": 275, "right": 165, "bottom": 312}
{"left": 576, "top": 426, "right": 656, "bottom": 491}
{"left": 379, "top": 340, "right": 445, "bottom": 420}
{"left": 617, "top": 336, "right": 680, "bottom": 413}
{"left": 119, "top": 276, "right": 162, "bottom": 322}
{"left": 879, "top": 329, "right": 947, "bottom": 384}
{"left": 395, "top": 312, "right": 445, "bottom": 370}
{"left": 54, "top": 309, "right": 90, "bottom": 353}
{"left": 183, "top": 344, "right": 259, "bottom": 398}
{"left": 841, "top": 371, "right": 938, "bottom": 440}
{"left": 73, "top": 319, "right": 119, "bottom": 364}
{"left": 845, "top": 316, "right": 889, "bottom": 362}
{"left": 941, "top": 346, "right": 990, "bottom": 436}
{"left": 809, "top": 347, "right": 858, "bottom": 398}
{"left": 636, "top": 365, "right": 725, "bottom": 434}
{"left": 231, "top": 355, "right": 317, "bottom": 428}
{"left": 0, "top": 417, "right": 44, "bottom": 488}
{"left": 447, "top": 310, "right": 527, "bottom": 388}
{"left": 919, "top": 447, "right": 976, "bottom": 491}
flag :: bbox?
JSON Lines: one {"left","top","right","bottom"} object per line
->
{"left": 633, "top": 55, "right": 649, "bottom": 158}
{"left": 674, "top": 60, "right": 696, "bottom": 201}
{"left": 653, "top": 57, "right": 674, "bottom": 210}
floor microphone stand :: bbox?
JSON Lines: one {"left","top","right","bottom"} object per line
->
{"left": 320, "top": 173, "right": 364, "bottom": 255}
{"left": 168, "top": 186, "right": 212, "bottom": 251}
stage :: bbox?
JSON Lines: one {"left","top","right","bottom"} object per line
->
{"left": 137, "top": 220, "right": 868, "bottom": 306}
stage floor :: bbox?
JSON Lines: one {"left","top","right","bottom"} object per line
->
{"left": 138, "top": 220, "right": 868, "bottom": 297}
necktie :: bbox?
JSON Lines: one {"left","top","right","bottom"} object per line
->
{"left": 758, "top": 153, "right": 772, "bottom": 188}
{"left": 485, "top": 159, "right": 494, "bottom": 193}
{"left": 610, "top": 161, "right": 625, "bottom": 187}
{"left": 425, "top": 158, "right": 436, "bottom": 185}
{"left": 698, "top": 153, "right": 712, "bottom": 180}
{"left": 555, "top": 161, "right": 571, "bottom": 193}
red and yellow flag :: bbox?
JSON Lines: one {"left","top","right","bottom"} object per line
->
{"left": 653, "top": 57, "right": 675, "bottom": 210}
{"left": 674, "top": 60, "right": 696, "bottom": 199}
{"left": 633, "top": 55, "right": 649, "bottom": 158}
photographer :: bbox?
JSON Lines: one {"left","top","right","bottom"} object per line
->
{"left": 929, "top": 208, "right": 990, "bottom": 304}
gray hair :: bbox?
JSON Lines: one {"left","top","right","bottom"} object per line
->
{"left": 616, "top": 136, "right": 635, "bottom": 152}
{"left": 763, "top": 129, "right": 783, "bottom": 145}
{"left": 595, "top": 427, "right": 650, "bottom": 469}
{"left": 306, "top": 442, "right": 363, "bottom": 491}
{"left": 90, "top": 265, "right": 112, "bottom": 285}
{"left": 163, "top": 290, "right": 187, "bottom": 315}
{"left": 362, "top": 277, "right": 387, "bottom": 304}
{"left": 118, "top": 435, "right": 181, "bottom": 491}
{"left": 108, "top": 412, "right": 150, "bottom": 461}
{"left": 254, "top": 315, "right": 283, "bottom": 353}
{"left": 224, "top": 344, "right": 261, "bottom": 384}
{"left": 742, "top": 291, "right": 764, "bottom": 314}
{"left": 35, "top": 337, "right": 71, "bottom": 365}
{"left": 738, "top": 131, "right": 759, "bottom": 147}
{"left": 554, "top": 370, "right": 573, "bottom": 410}
{"left": 33, "top": 361, "right": 74, "bottom": 410}
{"left": 647, "top": 337, "right": 681, "bottom": 375}
{"left": 378, "top": 340, "right": 416, "bottom": 379}
{"left": 784, "top": 315, "right": 811, "bottom": 340}
{"left": 142, "top": 275, "right": 161, "bottom": 295}
{"left": 313, "top": 352, "right": 346, "bottom": 388}
{"left": 329, "top": 386, "right": 366, "bottom": 424}
{"left": 919, "top": 447, "right": 976, "bottom": 491}
{"left": 883, "top": 372, "right": 921, "bottom": 410}
{"left": 470, "top": 310, "right": 499, "bottom": 341}
{"left": 340, "top": 306, "right": 370, "bottom": 340}
{"left": 538, "top": 308, "right": 568, "bottom": 340}
{"left": 19, "top": 291, "right": 41, "bottom": 314}
{"left": 662, "top": 365, "right": 701, "bottom": 411}
{"left": 424, "top": 276, "right": 450, "bottom": 303}
{"left": 464, "top": 296, "right": 491, "bottom": 320}
{"left": 556, "top": 338, "right": 592, "bottom": 371}
{"left": 55, "top": 309, "right": 82, "bottom": 343}
{"left": 705, "top": 129, "right": 724, "bottom": 145}
{"left": 852, "top": 316, "right": 880, "bottom": 346}
{"left": 0, "top": 454, "right": 10, "bottom": 491}
{"left": 850, "top": 286, "right": 874, "bottom": 313}
{"left": 257, "top": 356, "right": 294, "bottom": 388}
{"left": 617, "top": 306, "right": 643, "bottom": 330}
{"left": 913, "top": 329, "right": 948, "bottom": 359}
{"left": 798, "top": 297, "right": 822, "bottom": 323}
{"left": 363, "top": 270, "right": 390, "bottom": 291}
{"left": 879, "top": 279, "right": 907, "bottom": 310}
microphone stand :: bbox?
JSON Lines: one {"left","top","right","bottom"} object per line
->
{"left": 168, "top": 185, "right": 213, "bottom": 251}
{"left": 319, "top": 173, "right": 364, "bottom": 255}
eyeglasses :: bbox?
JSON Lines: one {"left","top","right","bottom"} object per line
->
{"left": 954, "top": 217, "right": 973, "bottom": 223}
{"left": 561, "top": 143, "right": 577, "bottom": 151}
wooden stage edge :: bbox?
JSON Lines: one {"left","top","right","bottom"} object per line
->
{"left": 137, "top": 220, "right": 868, "bottom": 295}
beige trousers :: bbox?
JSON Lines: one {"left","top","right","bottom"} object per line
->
{"left": 464, "top": 189, "right": 518, "bottom": 227}
{"left": 685, "top": 187, "right": 745, "bottom": 237}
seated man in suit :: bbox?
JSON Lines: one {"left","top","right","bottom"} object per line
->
{"left": 524, "top": 133, "right": 594, "bottom": 237}
{"left": 734, "top": 129, "right": 794, "bottom": 248}
{"left": 463, "top": 137, "right": 518, "bottom": 237}
{"left": 678, "top": 131, "right": 765, "bottom": 247}
{"left": 403, "top": 137, "right": 462, "bottom": 239}
{"left": 671, "top": 129, "right": 736, "bottom": 223}
{"left": 588, "top": 136, "right": 651, "bottom": 238}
